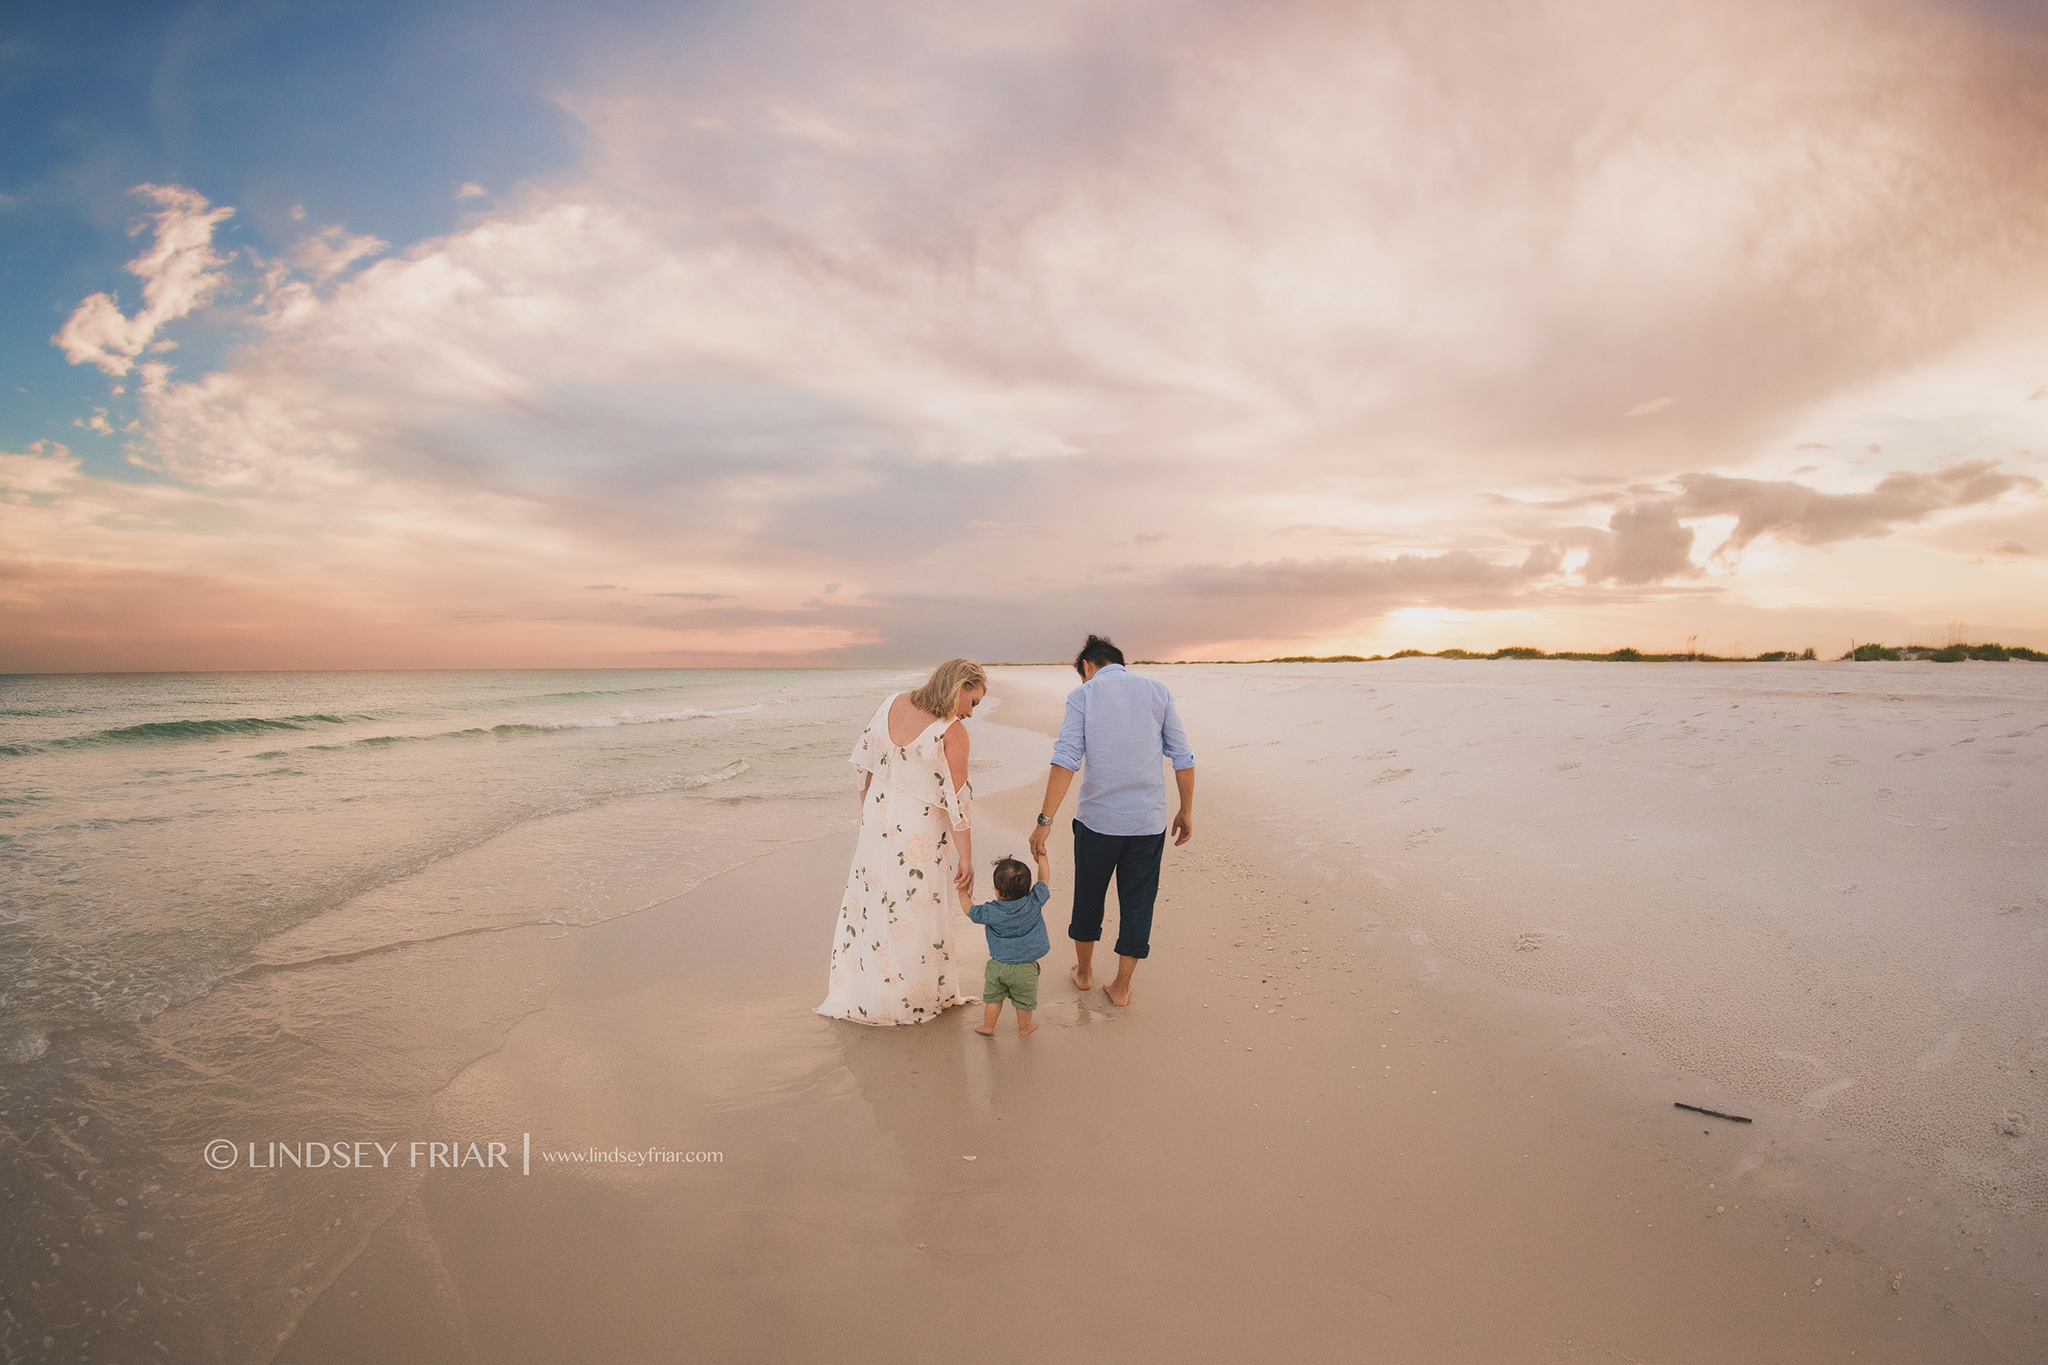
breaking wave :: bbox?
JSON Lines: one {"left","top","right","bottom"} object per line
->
{"left": 9, "top": 715, "right": 362, "bottom": 755}
{"left": 342, "top": 705, "right": 763, "bottom": 749}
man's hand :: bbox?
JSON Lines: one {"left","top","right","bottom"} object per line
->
{"left": 1171, "top": 808, "right": 1193, "bottom": 846}
{"left": 1031, "top": 765, "right": 1075, "bottom": 863}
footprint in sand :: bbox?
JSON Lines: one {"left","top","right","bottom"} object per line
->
{"left": 1515, "top": 929, "right": 1568, "bottom": 952}
{"left": 1370, "top": 768, "right": 1414, "bottom": 786}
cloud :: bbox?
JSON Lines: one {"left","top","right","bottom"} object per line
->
{"left": 52, "top": 185, "right": 235, "bottom": 377}
{"left": 0, "top": 442, "right": 80, "bottom": 494}
{"left": 1990, "top": 539, "right": 2030, "bottom": 555}
{"left": 1676, "top": 461, "right": 2040, "bottom": 559}
{"left": 456, "top": 182, "right": 489, "bottom": 200}
{"left": 1579, "top": 501, "right": 1702, "bottom": 586}
{"left": 1626, "top": 397, "right": 1677, "bottom": 417}
{"left": 292, "top": 225, "right": 389, "bottom": 281}
{"left": 1566, "top": 461, "right": 2040, "bottom": 583}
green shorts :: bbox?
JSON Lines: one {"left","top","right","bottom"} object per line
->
{"left": 983, "top": 959, "right": 1040, "bottom": 1010}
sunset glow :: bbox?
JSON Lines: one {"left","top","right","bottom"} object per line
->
{"left": 5, "top": 0, "right": 2047, "bottom": 670}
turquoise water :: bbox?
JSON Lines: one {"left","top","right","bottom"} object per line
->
{"left": 1, "top": 668, "right": 913, "bottom": 1061}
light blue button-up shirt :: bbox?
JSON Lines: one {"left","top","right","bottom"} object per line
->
{"left": 1050, "top": 664, "right": 1195, "bottom": 837}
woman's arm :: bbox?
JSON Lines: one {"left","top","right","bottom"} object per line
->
{"left": 941, "top": 720, "right": 970, "bottom": 792}
{"left": 942, "top": 721, "right": 973, "bottom": 892}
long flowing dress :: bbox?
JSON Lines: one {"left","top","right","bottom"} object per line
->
{"left": 815, "top": 694, "right": 978, "bottom": 1025}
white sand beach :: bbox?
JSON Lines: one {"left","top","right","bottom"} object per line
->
{"left": 265, "top": 658, "right": 2045, "bottom": 1363}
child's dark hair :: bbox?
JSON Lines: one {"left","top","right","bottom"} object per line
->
{"left": 1074, "top": 633, "right": 1124, "bottom": 676}
{"left": 991, "top": 856, "right": 1033, "bottom": 901}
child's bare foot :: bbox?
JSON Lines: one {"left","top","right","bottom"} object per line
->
{"left": 1017, "top": 1019, "right": 1038, "bottom": 1037}
{"left": 1069, "top": 963, "right": 1092, "bottom": 990}
{"left": 1104, "top": 980, "right": 1132, "bottom": 1007}
{"left": 975, "top": 1023, "right": 996, "bottom": 1036}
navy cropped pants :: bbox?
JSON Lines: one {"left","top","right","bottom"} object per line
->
{"left": 1066, "top": 819, "right": 1165, "bottom": 960}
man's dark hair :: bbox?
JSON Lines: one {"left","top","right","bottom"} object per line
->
{"left": 991, "top": 856, "right": 1033, "bottom": 901}
{"left": 1074, "top": 634, "right": 1125, "bottom": 677}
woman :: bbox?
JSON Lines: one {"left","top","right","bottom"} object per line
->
{"left": 816, "top": 658, "right": 987, "bottom": 1026}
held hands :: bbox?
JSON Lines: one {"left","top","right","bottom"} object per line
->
{"left": 1171, "top": 808, "right": 1193, "bottom": 846}
{"left": 1028, "top": 823, "right": 1050, "bottom": 859}
{"left": 953, "top": 858, "right": 974, "bottom": 895}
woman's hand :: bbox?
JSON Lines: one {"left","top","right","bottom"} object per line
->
{"left": 954, "top": 831, "right": 973, "bottom": 895}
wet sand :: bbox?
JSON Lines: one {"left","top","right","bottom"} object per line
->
{"left": 272, "top": 662, "right": 2044, "bottom": 1363}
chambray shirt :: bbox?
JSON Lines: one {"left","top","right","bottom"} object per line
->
{"left": 969, "top": 882, "right": 1052, "bottom": 963}
{"left": 1049, "top": 664, "right": 1196, "bottom": 837}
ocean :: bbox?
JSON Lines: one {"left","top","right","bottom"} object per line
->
{"left": 0, "top": 667, "right": 947, "bottom": 1360}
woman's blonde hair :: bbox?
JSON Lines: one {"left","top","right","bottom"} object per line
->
{"left": 908, "top": 658, "right": 988, "bottom": 719}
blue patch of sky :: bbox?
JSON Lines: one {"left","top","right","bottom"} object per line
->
{"left": 0, "top": 0, "right": 703, "bottom": 480}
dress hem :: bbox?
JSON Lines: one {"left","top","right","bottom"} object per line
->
{"left": 813, "top": 996, "right": 977, "bottom": 1027}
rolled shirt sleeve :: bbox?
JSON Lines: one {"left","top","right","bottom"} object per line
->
{"left": 1050, "top": 689, "right": 1087, "bottom": 772}
{"left": 1161, "top": 694, "right": 1195, "bottom": 771}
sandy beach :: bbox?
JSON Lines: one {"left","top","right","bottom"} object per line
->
{"left": 257, "top": 659, "right": 2044, "bottom": 1363}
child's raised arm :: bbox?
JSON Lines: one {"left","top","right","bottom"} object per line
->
{"left": 1033, "top": 847, "right": 1052, "bottom": 888}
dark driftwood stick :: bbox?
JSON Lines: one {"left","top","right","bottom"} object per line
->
{"left": 1675, "top": 1102, "right": 1752, "bottom": 1124}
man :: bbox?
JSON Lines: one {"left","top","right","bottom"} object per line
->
{"left": 1027, "top": 634, "right": 1195, "bottom": 1006}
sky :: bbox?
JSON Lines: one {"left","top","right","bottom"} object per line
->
{"left": 4, "top": 0, "right": 2048, "bottom": 671}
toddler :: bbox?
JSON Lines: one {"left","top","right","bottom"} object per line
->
{"left": 967, "top": 850, "right": 1052, "bottom": 1036}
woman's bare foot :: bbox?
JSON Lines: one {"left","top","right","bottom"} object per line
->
{"left": 1069, "top": 963, "right": 1093, "bottom": 990}
{"left": 1104, "top": 980, "right": 1132, "bottom": 1007}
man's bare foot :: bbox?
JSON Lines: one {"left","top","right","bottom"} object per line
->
{"left": 1104, "top": 980, "right": 1132, "bottom": 1007}
{"left": 1069, "top": 963, "right": 1093, "bottom": 990}
{"left": 1017, "top": 1020, "right": 1038, "bottom": 1037}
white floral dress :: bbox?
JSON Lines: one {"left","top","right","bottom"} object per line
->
{"left": 816, "top": 694, "right": 977, "bottom": 1026}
